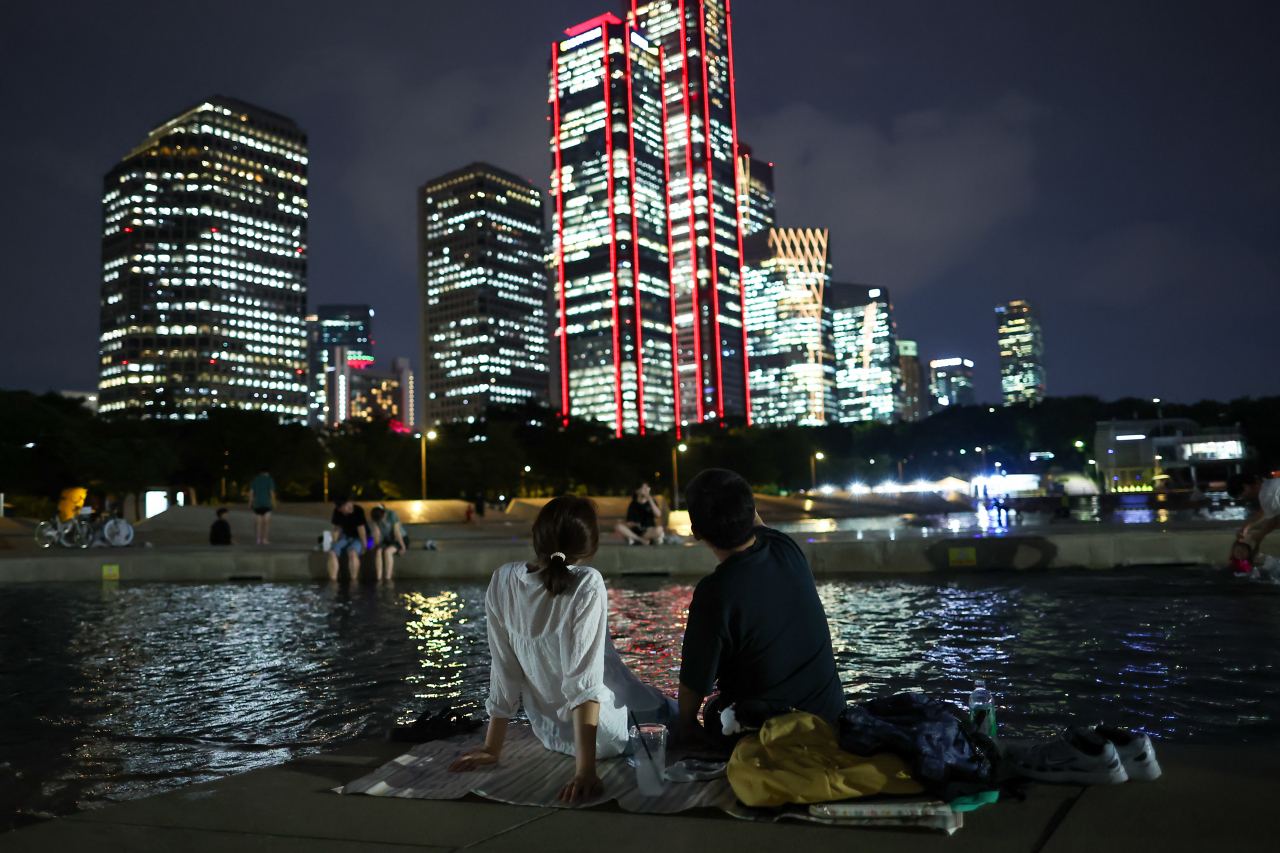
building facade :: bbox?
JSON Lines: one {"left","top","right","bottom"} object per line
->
{"left": 1094, "top": 418, "right": 1248, "bottom": 493}
{"left": 929, "top": 357, "right": 976, "bottom": 409}
{"left": 306, "top": 304, "right": 373, "bottom": 426}
{"left": 737, "top": 144, "right": 774, "bottom": 238}
{"left": 830, "top": 284, "right": 902, "bottom": 424}
{"left": 629, "top": 0, "right": 750, "bottom": 425}
{"left": 550, "top": 14, "right": 673, "bottom": 434}
{"left": 98, "top": 95, "right": 309, "bottom": 421}
{"left": 898, "top": 339, "right": 925, "bottom": 422}
{"left": 744, "top": 228, "right": 835, "bottom": 426}
{"left": 996, "top": 299, "right": 1046, "bottom": 405}
{"left": 419, "top": 163, "right": 549, "bottom": 427}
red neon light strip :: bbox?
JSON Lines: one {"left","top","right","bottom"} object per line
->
{"left": 679, "top": 0, "right": 703, "bottom": 423}
{"left": 625, "top": 26, "right": 646, "bottom": 435}
{"left": 552, "top": 42, "right": 570, "bottom": 424}
{"left": 659, "top": 44, "right": 680, "bottom": 440}
{"left": 725, "top": 0, "right": 751, "bottom": 425}
{"left": 700, "top": 0, "right": 724, "bottom": 422}
{"left": 604, "top": 26, "right": 623, "bottom": 437}
{"left": 564, "top": 12, "right": 622, "bottom": 37}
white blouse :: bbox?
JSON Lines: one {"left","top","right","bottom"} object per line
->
{"left": 483, "top": 561, "right": 671, "bottom": 758}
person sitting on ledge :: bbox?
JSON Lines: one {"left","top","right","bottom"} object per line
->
{"left": 209, "top": 508, "right": 233, "bottom": 546}
{"left": 1229, "top": 472, "right": 1280, "bottom": 559}
{"left": 328, "top": 496, "right": 367, "bottom": 583}
{"left": 449, "top": 495, "right": 674, "bottom": 802}
{"left": 614, "top": 481, "right": 664, "bottom": 545}
{"left": 675, "top": 468, "right": 846, "bottom": 752}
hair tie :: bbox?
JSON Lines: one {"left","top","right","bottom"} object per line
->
{"left": 550, "top": 552, "right": 566, "bottom": 561}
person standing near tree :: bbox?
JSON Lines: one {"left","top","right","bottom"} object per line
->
{"left": 248, "top": 470, "right": 275, "bottom": 545}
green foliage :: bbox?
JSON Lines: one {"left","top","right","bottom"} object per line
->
{"left": 1, "top": 390, "right": 1276, "bottom": 511}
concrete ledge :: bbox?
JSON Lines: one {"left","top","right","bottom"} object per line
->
{"left": 0, "top": 526, "right": 1234, "bottom": 583}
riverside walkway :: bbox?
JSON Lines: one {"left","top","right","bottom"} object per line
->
{"left": 0, "top": 736, "right": 1274, "bottom": 852}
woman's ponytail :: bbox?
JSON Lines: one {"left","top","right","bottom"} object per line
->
{"left": 531, "top": 496, "right": 600, "bottom": 596}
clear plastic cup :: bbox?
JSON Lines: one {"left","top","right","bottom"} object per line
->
{"left": 628, "top": 723, "right": 667, "bottom": 795}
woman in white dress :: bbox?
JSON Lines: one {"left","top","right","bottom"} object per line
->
{"left": 448, "top": 495, "right": 674, "bottom": 802}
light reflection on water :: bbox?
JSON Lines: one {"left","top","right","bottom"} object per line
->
{"left": 1, "top": 569, "right": 1277, "bottom": 829}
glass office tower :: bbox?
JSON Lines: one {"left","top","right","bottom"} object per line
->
{"left": 628, "top": 0, "right": 749, "bottom": 425}
{"left": 98, "top": 95, "right": 308, "bottom": 421}
{"left": 995, "top": 299, "right": 1046, "bottom": 405}
{"left": 744, "top": 228, "right": 835, "bottom": 426}
{"left": 550, "top": 14, "right": 673, "bottom": 435}
{"left": 831, "top": 284, "right": 902, "bottom": 424}
{"left": 419, "top": 163, "right": 550, "bottom": 427}
{"left": 305, "top": 304, "right": 374, "bottom": 427}
{"left": 898, "top": 339, "right": 925, "bottom": 422}
{"left": 737, "top": 143, "right": 774, "bottom": 238}
{"left": 930, "top": 357, "right": 976, "bottom": 409}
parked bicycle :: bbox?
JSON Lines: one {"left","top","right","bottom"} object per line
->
{"left": 34, "top": 487, "right": 135, "bottom": 548}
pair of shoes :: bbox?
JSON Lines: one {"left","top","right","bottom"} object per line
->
{"left": 1072, "top": 725, "right": 1162, "bottom": 781}
{"left": 1006, "top": 726, "right": 1160, "bottom": 785}
{"left": 1005, "top": 728, "right": 1128, "bottom": 785}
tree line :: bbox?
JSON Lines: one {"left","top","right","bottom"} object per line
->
{"left": 2, "top": 389, "right": 1276, "bottom": 517}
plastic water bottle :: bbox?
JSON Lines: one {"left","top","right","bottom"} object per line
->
{"left": 968, "top": 679, "right": 997, "bottom": 739}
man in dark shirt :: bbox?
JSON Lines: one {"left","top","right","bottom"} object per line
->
{"left": 677, "top": 468, "right": 845, "bottom": 749}
{"left": 614, "top": 482, "right": 665, "bottom": 545}
{"left": 209, "top": 508, "right": 233, "bottom": 545}
{"left": 327, "top": 496, "right": 368, "bottom": 582}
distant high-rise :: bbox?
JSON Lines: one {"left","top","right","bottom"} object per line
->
{"left": 995, "top": 300, "right": 1046, "bottom": 405}
{"left": 98, "top": 96, "right": 309, "bottom": 421}
{"left": 629, "top": 0, "right": 750, "bottom": 426}
{"left": 306, "top": 304, "right": 374, "bottom": 427}
{"left": 744, "top": 229, "right": 835, "bottom": 426}
{"left": 549, "top": 14, "right": 672, "bottom": 434}
{"left": 898, "top": 339, "right": 925, "bottom": 422}
{"left": 930, "top": 357, "right": 976, "bottom": 409}
{"left": 830, "top": 284, "right": 902, "bottom": 424}
{"left": 737, "top": 144, "right": 775, "bottom": 238}
{"left": 418, "top": 163, "right": 549, "bottom": 427}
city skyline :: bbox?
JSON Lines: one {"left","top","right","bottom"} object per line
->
{"left": 3, "top": 1, "right": 1276, "bottom": 406}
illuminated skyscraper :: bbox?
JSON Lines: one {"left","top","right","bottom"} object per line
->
{"left": 898, "top": 339, "right": 925, "bottom": 422}
{"left": 306, "top": 304, "right": 374, "bottom": 427}
{"left": 419, "top": 163, "right": 549, "bottom": 427}
{"left": 995, "top": 299, "right": 1046, "bottom": 405}
{"left": 629, "top": 0, "right": 749, "bottom": 426}
{"left": 831, "top": 284, "right": 902, "bottom": 424}
{"left": 930, "top": 357, "right": 976, "bottom": 409}
{"left": 736, "top": 144, "right": 774, "bottom": 238}
{"left": 744, "top": 229, "right": 835, "bottom": 426}
{"left": 549, "top": 14, "right": 673, "bottom": 434}
{"left": 98, "top": 95, "right": 309, "bottom": 421}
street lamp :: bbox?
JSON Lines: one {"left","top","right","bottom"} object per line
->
{"left": 672, "top": 443, "right": 688, "bottom": 510}
{"left": 323, "top": 461, "right": 335, "bottom": 503}
{"left": 811, "top": 452, "right": 825, "bottom": 490}
{"left": 419, "top": 430, "right": 437, "bottom": 501}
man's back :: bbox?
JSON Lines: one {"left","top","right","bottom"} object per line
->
{"left": 680, "top": 526, "right": 845, "bottom": 720}
{"left": 249, "top": 474, "right": 274, "bottom": 508}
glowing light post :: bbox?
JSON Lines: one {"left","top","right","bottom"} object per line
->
{"left": 323, "top": 461, "right": 335, "bottom": 503}
{"left": 418, "top": 431, "right": 437, "bottom": 501}
{"left": 811, "top": 452, "right": 825, "bottom": 491}
{"left": 672, "top": 443, "right": 688, "bottom": 510}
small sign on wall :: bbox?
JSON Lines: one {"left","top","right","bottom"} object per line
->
{"left": 102, "top": 564, "right": 120, "bottom": 580}
{"left": 948, "top": 547, "right": 977, "bottom": 567}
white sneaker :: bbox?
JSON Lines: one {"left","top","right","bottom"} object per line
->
{"left": 1084, "top": 726, "right": 1162, "bottom": 781}
{"left": 1005, "top": 729, "right": 1129, "bottom": 785}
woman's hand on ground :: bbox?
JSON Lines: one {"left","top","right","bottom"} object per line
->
{"left": 448, "top": 748, "right": 499, "bottom": 772}
{"left": 558, "top": 770, "right": 604, "bottom": 803}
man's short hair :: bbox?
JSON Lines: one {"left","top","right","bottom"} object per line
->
{"left": 334, "top": 494, "right": 351, "bottom": 507}
{"left": 1228, "top": 473, "right": 1262, "bottom": 499}
{"left": 685, "top": 468, "right": 756, "bottom": 550}
{"left": 216, "top": 507, "right": 228, "bottom": 518}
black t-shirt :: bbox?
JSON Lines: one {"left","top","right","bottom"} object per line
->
{"left": 331, "top": 505, "right": 368, "bottom": 539}
{"left": 209, "top": 518, "right": 231, "bottom": 545}
{"left": 680, "top": 526, "right": 846, "bottom": 720}
{"left": 626, "top": 498, "right": 657, "bottom": 529}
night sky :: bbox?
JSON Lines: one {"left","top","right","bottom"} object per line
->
{"left": 2, "top": 1, "right": 1276, "bottom": 404}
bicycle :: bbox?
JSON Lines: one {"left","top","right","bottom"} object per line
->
{"left": 34, "top": 510, "right": 134, "bottom": 548}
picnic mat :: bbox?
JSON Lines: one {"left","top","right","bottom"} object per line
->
{"left": 338, "top": 724, "right": 963, "bottom": 832}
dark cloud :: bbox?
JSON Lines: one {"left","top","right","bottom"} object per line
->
{"left": 0, "top": 0, "right": 1276, "bottom": 406}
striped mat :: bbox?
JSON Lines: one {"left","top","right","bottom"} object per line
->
{"left": 339, "top": 724, "right": 737, "bottom": 814}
